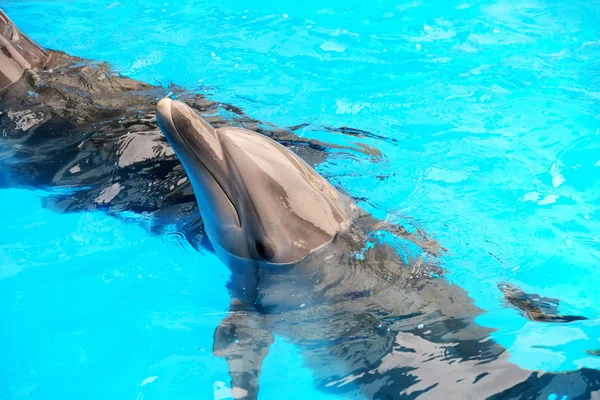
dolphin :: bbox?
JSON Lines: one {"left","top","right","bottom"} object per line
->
{"left": 0, "top": 7, "right": 373, "bottom": 245}
{"left": 0, "top": 9, "right": 48, "bottom": 91}
{"left": 155, "top": 97, "right": 364, "bottom": 266}
{"left": 155, "top": 98, "right": 546, "bottom": 399}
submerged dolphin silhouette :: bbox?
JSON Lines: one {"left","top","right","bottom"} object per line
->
{"left": 156, "top": 98, "right": 539, "bottom": 399}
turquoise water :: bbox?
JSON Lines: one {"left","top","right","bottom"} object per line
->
{"left": 2, "top": 0, "right": 600, "bottom": 398}
{"left": 0, "top": 188, "right": 330, "bottom": 400}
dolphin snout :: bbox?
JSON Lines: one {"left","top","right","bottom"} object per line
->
{"left": 156, "top": 97, "right": 179, "bottom": 144}
{"left": 156, "top": 97, "right": 173, "bottom": 121}
{"left": 156, "top": 96, "right": 226, "bottom": 178}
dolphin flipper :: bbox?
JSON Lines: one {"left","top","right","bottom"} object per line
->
{"left": 532, "top": 313, "right": 588, "bottom": 323}
{"left": 498, "top": 282, "right": 588, "bottom": 323}
{"left": 213, "top": 300, "right": 274, "bottom": 400}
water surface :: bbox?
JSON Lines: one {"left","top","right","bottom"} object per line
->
{"left": 2, "top": 0, "right": 600, "bottom": 398}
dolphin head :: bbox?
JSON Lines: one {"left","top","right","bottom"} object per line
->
{"left": 156, "top": 98, "right": 356, "bottom": 265}
{"left": 0, "top": 9, "right": 48, "bottom": 91}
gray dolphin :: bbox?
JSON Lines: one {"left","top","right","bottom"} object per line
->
{"left": 156, "top": 97, "right": 361, "bottom": 266}
{"left": 156, "top": 98, "right": 536, "bottom": 399}
{"left": 0, "top": 9, "right": 48, "bottom": 91}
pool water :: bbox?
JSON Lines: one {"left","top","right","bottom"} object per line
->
{"left": 1, "top": 0, "right": 600, "bottom": 398}
{"left": 0, "top": 188, "right": 332, "bottom": 400}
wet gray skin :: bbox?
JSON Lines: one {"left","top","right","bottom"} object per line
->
{"left": 155, "top": 99, "right": 543, "bottom": 400}
{"left": 0, "top": 9, "right": 48, "bottom": 90}
{"left": 156, "top": 97, "right": 360, "bottom": 266}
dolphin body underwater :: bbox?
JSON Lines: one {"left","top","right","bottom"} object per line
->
{"left": 155, "top": 98, "right": 594, "bottom": 399}
{"left": 1, "top": 8, "right": 598, "bottom": 400}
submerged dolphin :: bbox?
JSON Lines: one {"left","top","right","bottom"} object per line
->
{"left": 156, "top": 98, "right": 540, "bottom": 399}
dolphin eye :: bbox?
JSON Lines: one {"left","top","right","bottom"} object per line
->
{"left": 255, "top": 240, "right": 275, "bottom": 261}
{"left": 7, "top": 23, "right": 17, "bottom": 41}
{"left": 312, "top": 177, "right": 324, "bottom": 191}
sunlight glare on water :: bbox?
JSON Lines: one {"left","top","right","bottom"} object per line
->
{"left": 2, "top": 0, "right": 600, "bottom": 397}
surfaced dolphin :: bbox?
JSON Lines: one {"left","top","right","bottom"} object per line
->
{"left": 156, "top": 97, "right": 361, "bottom": 266}
{"left": 156, "top": 99, "right": 543, "bottom": 399}
{"left": 0, "top": 7, "right": 368, "bottom": 244}
{"left": 0, "top": 9, "right": 48, "bottom": 91}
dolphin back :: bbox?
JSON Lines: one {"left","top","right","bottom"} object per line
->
{"left": 0, "top": 8, "right": 48, "bottom": 91}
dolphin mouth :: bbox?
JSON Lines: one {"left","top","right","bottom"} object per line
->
{"left": 156, "top": 97, "right": 241, "bottom": 227}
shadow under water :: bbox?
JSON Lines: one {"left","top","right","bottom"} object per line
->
{"left": 1, "top": 10, "right": 600, "bottom": 400}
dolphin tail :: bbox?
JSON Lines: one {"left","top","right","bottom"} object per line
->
{"left": 213, "top": 301, "right": 273, "bottom": 400}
